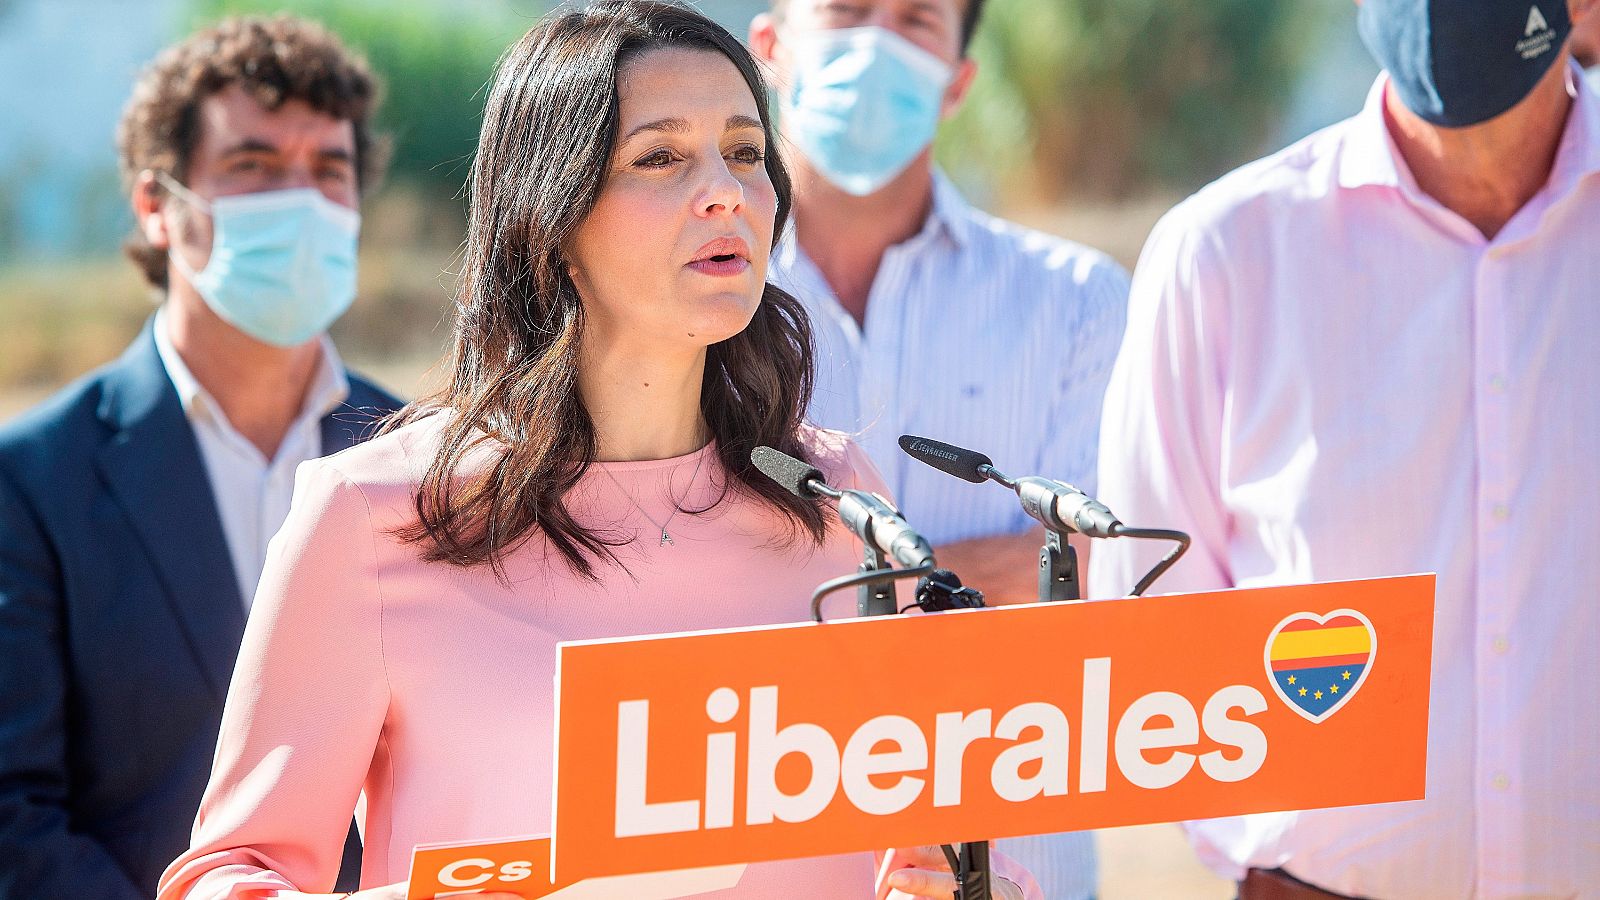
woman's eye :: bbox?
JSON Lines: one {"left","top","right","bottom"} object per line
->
{"left": 635, "top": 149, "right": 675, "bottom": 168}
{"left": 729, "top": 145, "right": 766, "bottom": 164}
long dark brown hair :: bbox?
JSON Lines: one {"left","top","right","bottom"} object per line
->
{"left": 385, "top": 0, "right": 827, "bottom": 579}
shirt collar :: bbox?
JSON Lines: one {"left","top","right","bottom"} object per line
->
{"left": 153, "top": 305, "right": 351, "bottom": 430}
{"left": 1339, "top": 62, "right": 1600, "bottom": 195}
{"left": 926, "top": 169, "right": 976, "bottom": 250}
{"left": 1337, "top": 73, "right": 1405, "bottom": 191}
{"left": 775, "top": 167, "right": 976, "bottom": 270}
{"left": 1545, "top": 60, "right": 1600, "bottom": 195}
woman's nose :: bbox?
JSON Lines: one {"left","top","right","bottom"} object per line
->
{"left": 697, "top": 164, "right": 745, "bottom": 217}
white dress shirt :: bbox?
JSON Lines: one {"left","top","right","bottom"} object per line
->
{"left": 1090, "top": 69, "right": 1600, "bottom": 899}
{"left": 154, "top": 308, "right": 349, "bottom": 609}
{"left": 771, "top": 173, "right": 1129, "bottom": 900}
{"left": 772, "top": 173, "right": 1130, "bottom": 544}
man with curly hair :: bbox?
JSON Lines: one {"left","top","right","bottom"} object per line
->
{"left": 0, "top": 16, "right": 399, "bottom": 897}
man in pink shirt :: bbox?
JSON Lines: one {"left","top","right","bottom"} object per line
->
{"left": 1091, "top": 0, "right": 1600, "bottom": 897}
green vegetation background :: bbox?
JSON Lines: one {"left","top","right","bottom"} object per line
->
{"left": 0, "top": 0, "right": 1325, "bottom": 409}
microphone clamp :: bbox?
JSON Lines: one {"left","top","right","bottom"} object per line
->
{"left": 912, "top": 569, "right": 986, "bottom": 613}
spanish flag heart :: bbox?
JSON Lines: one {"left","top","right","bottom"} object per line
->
{"left": 1264, "top": 610, "right": 1377, "bottom": 723}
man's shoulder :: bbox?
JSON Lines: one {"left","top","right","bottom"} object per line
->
{"left": 343, "top": 369, "right": 403, "bottom": 416}
{"left": 307, "top": 409, "right": 443, "bottom": 515}
{"left": 0, "top": 359, "right": 127, "bottom": 477}
{"left": 944, "top": 207, "right": 1130, "bottom": 345}
{"left": 1161, "top": 116, "right": 1358, "bottom": 241}
{"left": 320, "top": 367, "right": 404, "bottom": 447}
{"left": 959, "top": 205, "right": 1130, "bottom": 295}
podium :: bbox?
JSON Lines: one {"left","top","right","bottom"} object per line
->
{"left": 410, "top": 575, "right": 1434, "bottom": 896}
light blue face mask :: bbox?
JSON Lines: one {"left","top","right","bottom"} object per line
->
{"left": 782, "top": 26, "right": 953, "bottom": 196}
{"left": 158, "top": 172, "right": 360, "bottom": 347}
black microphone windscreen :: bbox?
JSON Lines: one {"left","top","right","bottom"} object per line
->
{"left": 750, "top": 446, "right": 825, "bottom": 498}
{"left": 898, "top": 435, "right": 990, "bottom": 483}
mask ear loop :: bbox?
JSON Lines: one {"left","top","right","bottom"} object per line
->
{"left": 152, "top": 170, "right": 213, "bottom": 215}
{"left": 150, "top": 170, "right": 214, "bottom": 287}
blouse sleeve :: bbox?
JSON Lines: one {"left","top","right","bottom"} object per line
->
{"left": 158, "top": 459, "right": 390, "bottom": 900}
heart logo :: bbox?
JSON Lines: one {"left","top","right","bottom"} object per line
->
{"left": 1263, "top": 609, "right": 1377, "bottom": 723}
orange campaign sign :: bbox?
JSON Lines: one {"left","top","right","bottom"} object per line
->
{"left": 406, "top": 834, "right": 746, "bottom": 899}
{"left": 550, "top": 574, "right": 1435, "bottom": 883}
{"left": 409, "top": 836, "right": 565, "bottom": 899}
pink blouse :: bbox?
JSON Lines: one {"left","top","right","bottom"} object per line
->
{"left": 157, "top": 417, "right": 1036, "bottom": 899}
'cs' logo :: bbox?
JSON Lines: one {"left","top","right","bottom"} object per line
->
{"left": 1264, "top": 610, "right": 1376, "bottom": 723}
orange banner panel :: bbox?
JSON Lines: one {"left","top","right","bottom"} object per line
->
{"left": 409, "top": 836, "right": 565, "bottom": 899}
{"left": 552, "top": 575, "right": 1435, "bottom": 882}
{"left": 407, "top": 835, "right": 746, "bottom": 899}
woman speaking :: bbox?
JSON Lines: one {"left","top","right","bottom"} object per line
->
{"left": 158, "top": 2, "right": 1032, "bottom": 898}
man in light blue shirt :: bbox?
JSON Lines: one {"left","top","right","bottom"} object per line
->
{"left": 751, "top": 1, "right": 1128, "bottom": 895}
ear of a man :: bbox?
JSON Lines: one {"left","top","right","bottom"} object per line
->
{"left": 941, "top": 57, "right": 979, "bottom": 120}
{"left": 132, "top": 170, "right": 171, "bottom": 250}
{"left": 1569, "top": 0, "right": 1600, "bottom": 66}
{"left": 749, "top": 13, "right": 780, "bottom": 64}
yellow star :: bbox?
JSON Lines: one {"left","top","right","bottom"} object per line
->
{"left": 1342, "top": 670, "right": 1352, "bottom": 680}
{"left": 1287, "top": 675, "right": 1297, "bottom": 685}
{"left": 1298, "top": 687, "right": 1307, "bottom": 697}
{"left": 1330, "top": 684, "right": 1339, "bottom": 694}
{"left": 1314, "top": 690, "right": 1324, "bottom": 700}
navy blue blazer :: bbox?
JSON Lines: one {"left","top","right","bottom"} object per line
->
{"left": 0, "top": 324, "right": 401, "bottom": 898}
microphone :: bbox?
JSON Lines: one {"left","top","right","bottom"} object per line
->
{"left": 896, "top": 436, "right": 990, "bottom": 483}
{"left": 751, "top": 446, "right": 936, "bottom": 570}
{"left": 898, "top": 434, "right": 1192, "bottom": 597}
{"left": 1013, "top": 477, "right": 1122, "bottom": 539}
{"left": 749, "top": 446, "right": 839, "bottom": 499}
{"left": 898, "top": 435, "right": 1123, "bottom": 538}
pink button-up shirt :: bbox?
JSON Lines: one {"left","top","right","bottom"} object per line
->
{"left": 1090, "top": 68, "right": 1600, "bottom": 899}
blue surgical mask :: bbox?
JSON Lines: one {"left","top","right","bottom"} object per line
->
{"left": 158, "top": 172, "right": 360, "bottom": 347}
{"left": 1358, "top": 0, "right": 1571, "bottom": 128}
{"left": 782, "top": 26, "right": 953, "bottom": 196}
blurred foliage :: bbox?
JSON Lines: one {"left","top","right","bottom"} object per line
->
{"left": 938, "top": 0, "right": 1331, "bottom": 203}
{"left": 188, "top": 0, "right": 1328, "bottom": 207}
{"left": 0, "top": 188, "right": 461, "bottom": 404}
{"left": 2, "top": 0, "right": 1342, "bottom": 409}
{"left": 192, "top": 0, "right": 540, "bottom": 203}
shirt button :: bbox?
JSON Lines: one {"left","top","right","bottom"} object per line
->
{"left": 1491, "top": 773, "right": 1511, "bottom": 791}
{"left": 1490, "top": 504, "right": 1510, "bottom": 523}
{"left": 1487, "top": 374, "right": 1507, "bottom": 393}
{"left": 1491, "top": 636, "right": 1510, "bottom": 655}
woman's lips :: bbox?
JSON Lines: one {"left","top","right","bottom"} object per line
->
{"left": 687, "top": 236, "right": 752, "bottom": 277}
{"left": 686, "top": 255, "right": 751, "bottom": 277}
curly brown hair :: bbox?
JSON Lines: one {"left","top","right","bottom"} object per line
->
{"left": 115, "top": 15, "right": 388, "bottom": 289}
